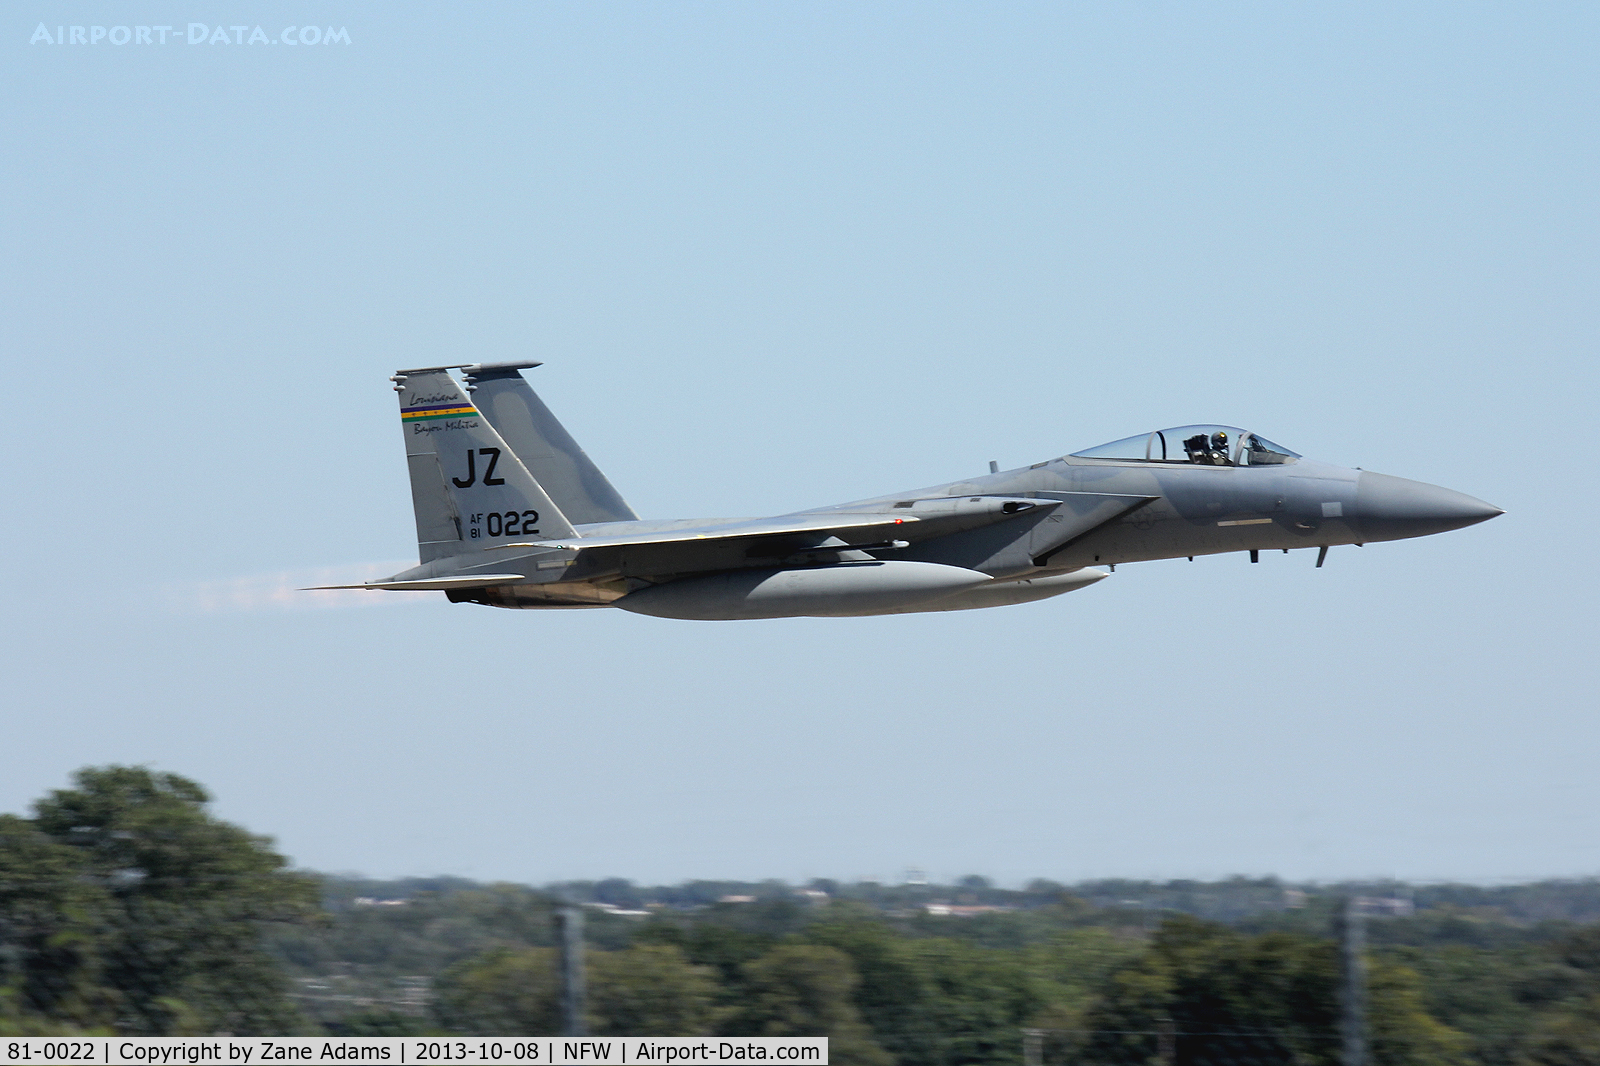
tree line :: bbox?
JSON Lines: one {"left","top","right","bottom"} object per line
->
{"left": 5, "top": 766, "right": 1600, "bottom": 1066}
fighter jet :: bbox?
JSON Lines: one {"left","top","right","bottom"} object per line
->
{"left": 314, "top": 363, "right": 1502, "bottom": 620}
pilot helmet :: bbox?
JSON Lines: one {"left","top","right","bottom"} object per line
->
{"left": 1211, "top": 431, "right": 1228, "bottom": 447}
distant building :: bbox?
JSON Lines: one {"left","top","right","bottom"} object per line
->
{"left": 583, "top": 902, "right": 651, "bottom": 917}
{"left": 1357, "top": 895, "right": 1415, "bottom": 916}
{"left": 924, "top": 903, "right": 1014, "bottom": 917}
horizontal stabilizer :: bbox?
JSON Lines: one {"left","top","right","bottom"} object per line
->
{"left": 305, "top": 574, "right": 530, "bottom": 592}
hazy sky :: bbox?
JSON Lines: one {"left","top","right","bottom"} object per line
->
{"left": 4, "top": 3, "right": 1595, "bottom": 886}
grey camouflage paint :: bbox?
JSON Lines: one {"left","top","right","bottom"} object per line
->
{"left": 312, "top": 365, "right": 1501, "bottom": 620}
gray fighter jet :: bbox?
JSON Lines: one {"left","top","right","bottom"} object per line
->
{"left": 315, "top": 363, "right": 1502, "bottom": 620}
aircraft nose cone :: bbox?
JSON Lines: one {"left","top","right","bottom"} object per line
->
{"left": 1354, "top": 471, "right": 1503, "bottom": 541}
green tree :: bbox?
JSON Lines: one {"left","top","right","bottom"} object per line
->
{"left": 1022, "top": 929, "right": 1146, "bottom": 1065}
{"left": 736, "top": 944, "right": 892, "bottom": 1066}
{"left": 1513, "top": 927, "right": 1600, "bottom": 1066}
{"left": 898, "top": 937, "right": 1043, "bottom": 1066}
{"left": 807, "top": 913, "right": 936, "bottom": 1064}
{"left": 1370, "top": 961, "right": 1474, "bottom": 1066}
{"left": 807, "top": 908, "right": 1121, "bottom": 1066}
{"left": 589, "top": 944, "right": 725, "bottom": 1036}
{"left": 1080, "top": 916, "right": 1468, "bottom": 1066}
{"left": 1390, "top": 944, "right": 1544, "bottom": 1066}
{"left": 1, "top": 767, "right": 320, "bottom": 1035}
{"left": 434, "top": 947, "right": 561, "bottom": 1035}
{"left": 637, "top": 917, "right": 778, "bottom": 1011}
{"left": 1521, "top": 996, "right": 1600, "bottom": 1066}
{"left": 0, "top": 815, "right": 110, "bottom": 1034}
{"left": 436, "top": 943, "right": 725, "bottom": 1037}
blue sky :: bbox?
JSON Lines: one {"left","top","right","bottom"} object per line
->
{"left": 3, "top": 2, "right": 1595, "bottom": 885}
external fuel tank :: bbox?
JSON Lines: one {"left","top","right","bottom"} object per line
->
{"left": 613, "top": 561, "right": 993, "bottom": 620}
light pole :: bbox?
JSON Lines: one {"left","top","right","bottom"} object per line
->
{"left": 555, "top": 901, "right": 587, "bottom": 1037}
{"left": 1336, "top": 896, "right": 1367, "bottom": 1066}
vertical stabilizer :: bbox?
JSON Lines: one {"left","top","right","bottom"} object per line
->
{"left": 392, "top": 367, "right": 578, "bottom": 562}
{"left": 463, "top": 362, "right": 638, "bottom": 525}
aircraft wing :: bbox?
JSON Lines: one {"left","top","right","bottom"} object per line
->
{"left": 488, "top": 497, "right": 1058, "bottom": 581}
{"left": 511, "top": 513, "right": 918, "bottom": 552}
{"left": 324, "top": 491, "right": 1156, "bottom": 590}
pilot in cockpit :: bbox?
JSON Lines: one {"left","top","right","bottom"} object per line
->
{"left": 1209, "top": 431, "right": 1230, "bottom": 464}
{"left": 1183, "top": 430, "right": 1231, "bottom": 465}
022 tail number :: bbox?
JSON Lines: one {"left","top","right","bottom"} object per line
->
{"left": 469, "top": 511, "right": 540, "bottom": 539}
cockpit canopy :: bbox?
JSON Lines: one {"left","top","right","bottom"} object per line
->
{"left": 1071, "top": 425, "right": 1300, "bottom": 466}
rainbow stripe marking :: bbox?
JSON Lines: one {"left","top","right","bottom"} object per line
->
{"left": 401, "top": 402, "right": 478, "bottom": 422}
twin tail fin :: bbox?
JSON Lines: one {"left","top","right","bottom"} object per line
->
{"left": 463, "top": 362, "right": 637, "bottom": 525}
{"left": 392, "top": 367, "right": 579, "bottom": 562}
